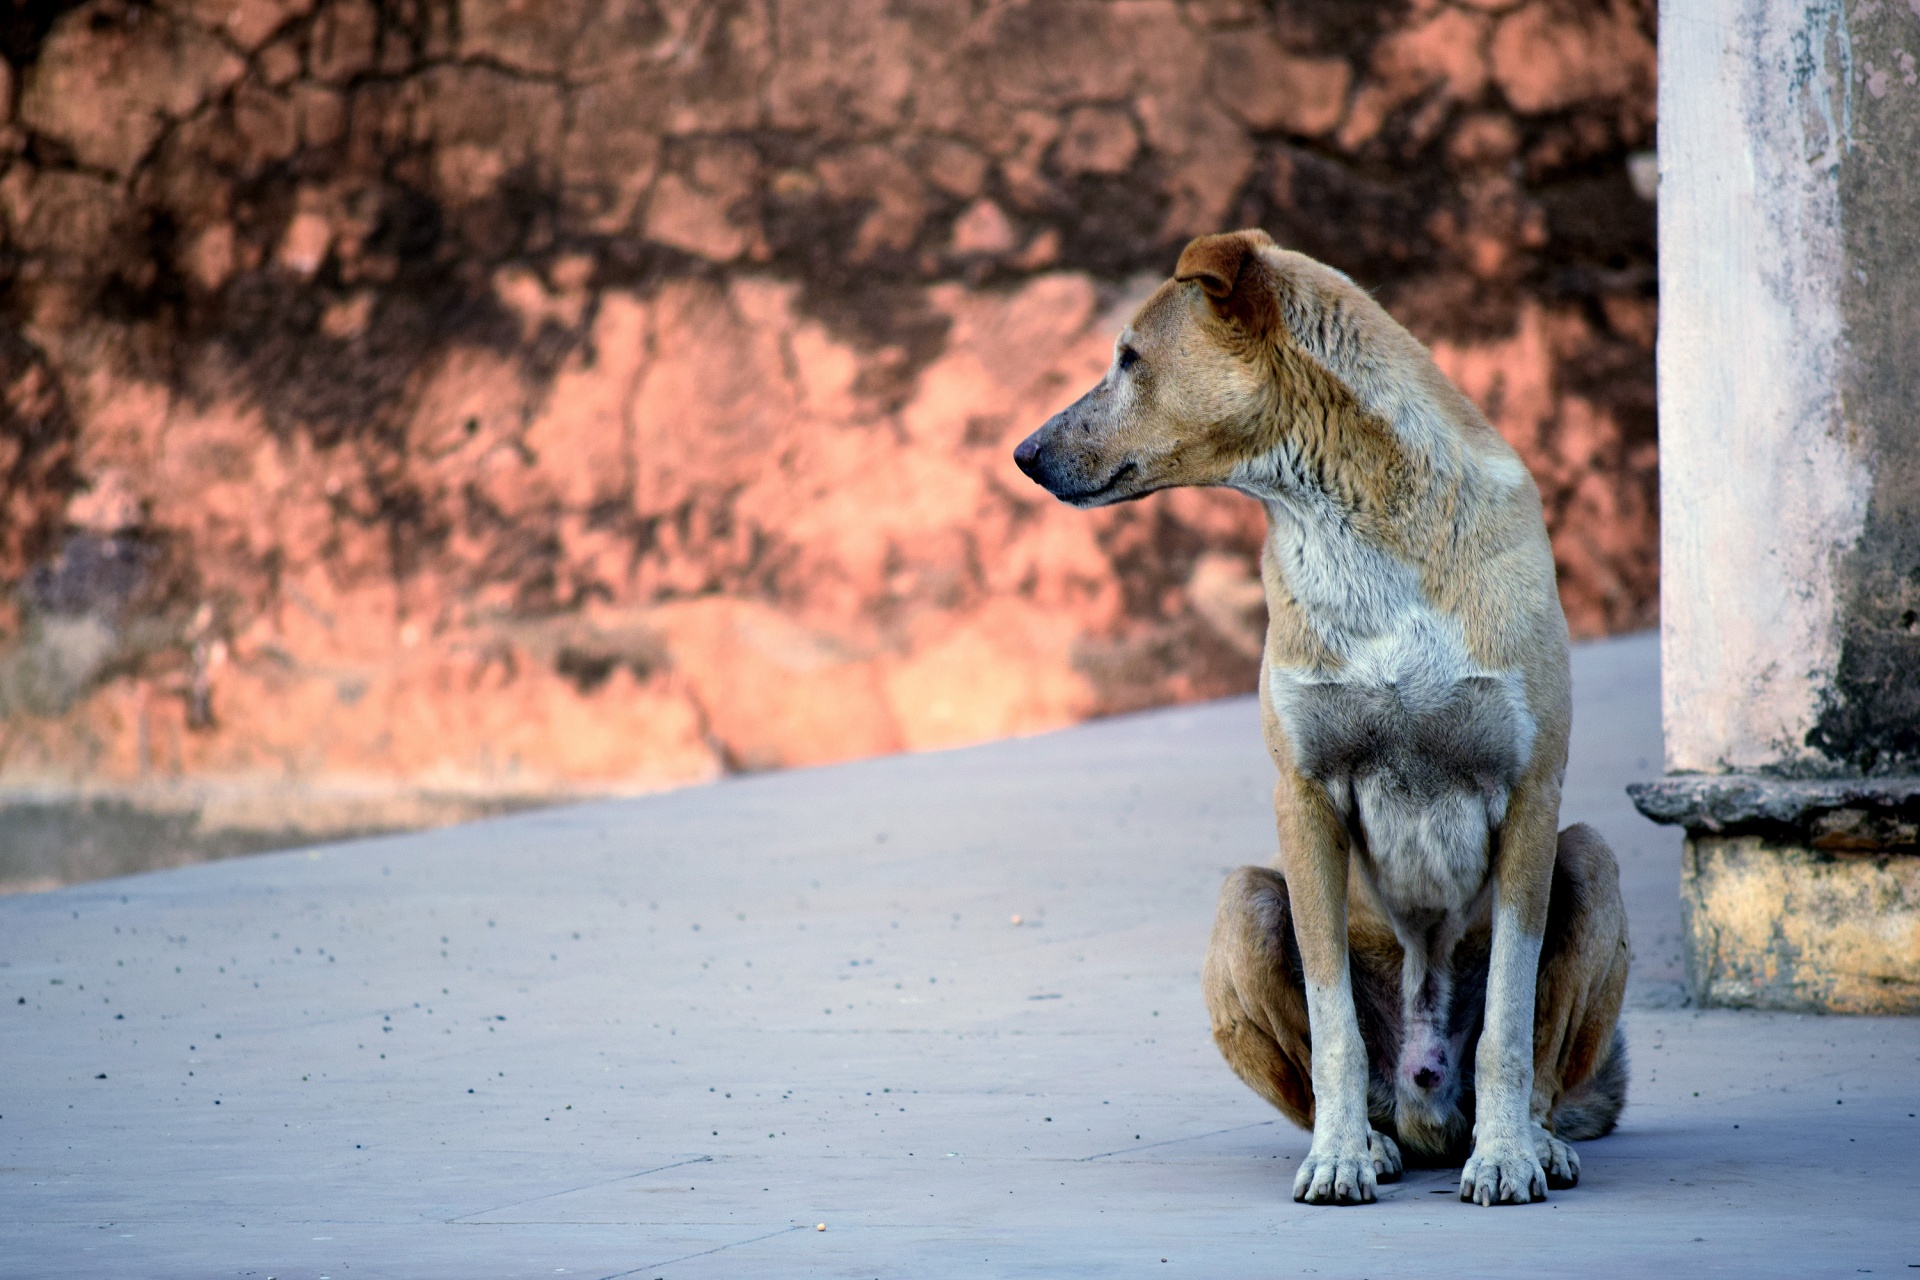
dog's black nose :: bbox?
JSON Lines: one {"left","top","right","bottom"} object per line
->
{"left": 1012, "top": 433, "right": 1043, "bottom": 478}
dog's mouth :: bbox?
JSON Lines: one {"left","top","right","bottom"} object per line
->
{"left": 1057, "top": 461, "right": 1140, "bottom": 507}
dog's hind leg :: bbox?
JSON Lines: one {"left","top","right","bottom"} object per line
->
{"left": 1203, "top": 863, "right": 1404, "bottom": 1194}
{"left": 1204, "top": 866, "right": 1316, "bottom": 1128}
{"left": 1529, "top": 822, "right": 1632, "bottom": 1186}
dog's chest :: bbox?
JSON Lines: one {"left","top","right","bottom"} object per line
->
{"left": 1263, "top": 500, "right": 1536, "bottom": 913}
{"left": 1271, "top": 617, "right": 1533, "bottom": 787}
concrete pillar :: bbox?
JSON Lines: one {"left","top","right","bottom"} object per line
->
{"left": 1630, "top": 0, "right": 1920, "bottom": 1012}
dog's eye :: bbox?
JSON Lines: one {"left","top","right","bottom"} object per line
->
{"left": 1117, "top": 346, "right": 1141, "bottom": 372}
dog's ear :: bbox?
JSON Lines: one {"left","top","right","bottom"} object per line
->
{"left": 1174, "top": 229, "right": 1279, "bottom": 336}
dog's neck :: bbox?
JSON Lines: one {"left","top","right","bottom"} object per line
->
{"left": 1229, "top": 341, "right": 1497, "bottom": 653}
{"left": 1229, "top": 352, "right": 1437, "bottom": 537}
{"left": 1228, "top": 325, "right": 1522, "bottom": 535}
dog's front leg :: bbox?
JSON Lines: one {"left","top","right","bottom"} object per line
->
{"left": 1461, "top": 775, "right": 1560, "bottom": 1205}
{"left": 1273, "top": 774, "right": 1397, "bottom": 1204}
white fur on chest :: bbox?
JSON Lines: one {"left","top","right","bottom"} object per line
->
{"left": 1258, "top": 492, "right": 1537, "bottom": 921}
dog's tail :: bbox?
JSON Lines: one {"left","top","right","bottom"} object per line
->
{"left": 1550, "top": 1025, "right": 1627, "bottom": 1141}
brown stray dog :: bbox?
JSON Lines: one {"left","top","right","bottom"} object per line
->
{"left": 1013, "top": 230, "right": 1629, "bottom": 1206}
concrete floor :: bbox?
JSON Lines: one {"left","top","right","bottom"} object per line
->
{"left": 3, "top": 632, "right": 1917, "bottom": 1278}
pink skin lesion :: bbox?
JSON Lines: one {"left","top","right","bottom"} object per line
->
{"left": 1396, "top": 959, "right": 1462, "bottom": 1106}
{"left": 1400, "top": 1019, "right": 1450, "bottom": 1092}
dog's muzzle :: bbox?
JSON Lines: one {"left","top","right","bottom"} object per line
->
{"left": 1014, "top": 409, "right": 1136, "bottom": 506}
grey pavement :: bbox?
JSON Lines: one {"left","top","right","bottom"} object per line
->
{"left": 3, "top": 631, "right": 1918, "bottom": 1278}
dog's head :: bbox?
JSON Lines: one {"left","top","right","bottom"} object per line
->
{"left": 1013, "top": 228, "right": 1355, "bottom": 507}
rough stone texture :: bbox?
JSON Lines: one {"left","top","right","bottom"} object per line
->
{"left": 1634, "top": 768, "right": 1920, "bottom": 1014}
{"left": 1680, "top": 835, "right": 1920, "bottom": 1014}
{"left": 1811, "top": 0, "right": 1920, "bottom": 774}
{"left": 1633, "top": 771, "right": 1920, "bottom": 1014}
{"left": 1629, "top": 773, "right": 1920, "bottom": 843}
{"left": 0, "top": 0, "right": 1660, "bottom": 861}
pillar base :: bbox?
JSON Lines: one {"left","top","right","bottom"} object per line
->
{"left": 1630, "top": 775, "right": 1920, "bottom": 1013}
{"left": 1681, "top": 835, "right": 1920, "bottom": 1013}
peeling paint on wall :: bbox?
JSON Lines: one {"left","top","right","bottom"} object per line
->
{"left": 1658, "top": 0, "right": 1872, "bottom": 774}
{"left": 1810, "top": 0, "right": 1920, "bottom": 772}
{"left": 0, "top": 0, "right": 1665, "bottom": 880}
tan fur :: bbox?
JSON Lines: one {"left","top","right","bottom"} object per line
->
{"left": 1202, "top": 824, "right": 1630, "bottom": 1155}
{"left": 1014, "top": 229, "right": 1630, "bottom": 1207}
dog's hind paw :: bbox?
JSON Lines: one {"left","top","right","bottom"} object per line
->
{"left": 1533, "top": 1124, "right": 1579, "bottom": 1189}
{"left": 1459, "top": 1133, "right": 1547, "bottom": 1205}
{"left": 1369, "top": 1128, "right": 1403, "bottom": 1181}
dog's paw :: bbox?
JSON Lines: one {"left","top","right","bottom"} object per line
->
{"left": 1293, "top": 1130, "right": 1381, "bottom": 1205}
{"left": 1459, "top": 1133, "right": 1547, "bottom": 1205}
{"left": 1532, "top": 1124, "right": 1579, "bottom": 1189}
{"left": 1369, "top": 1128, "right": 1403, "bottom": 1182}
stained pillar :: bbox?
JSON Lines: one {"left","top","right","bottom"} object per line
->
{"left": 1629, "top": 0, "right": 1920, "bottom": 1011}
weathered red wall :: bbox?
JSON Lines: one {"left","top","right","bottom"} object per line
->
{"left": 0, "top": 0, "right": 1656, "bottom": 844}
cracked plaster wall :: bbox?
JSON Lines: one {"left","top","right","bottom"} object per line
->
{"left": 0, "top": 0, "right": 1661, "bottom": 863}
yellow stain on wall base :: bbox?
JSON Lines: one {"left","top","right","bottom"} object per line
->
{"left": 1682, "top": 836, "right": 1920, "bottom": 1014}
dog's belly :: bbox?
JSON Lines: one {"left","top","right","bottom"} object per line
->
{"left": 1273, "top": 670, "right": 1533, "bottom": 920}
